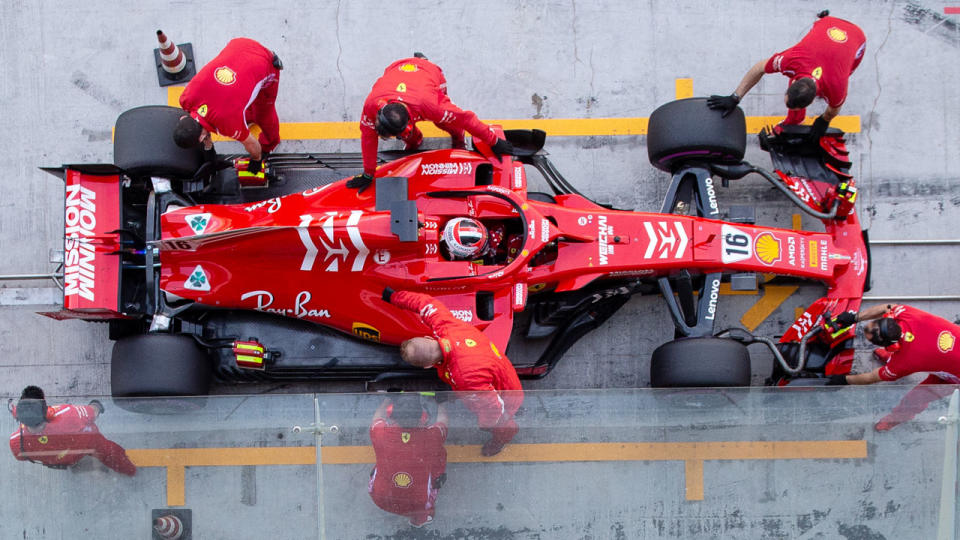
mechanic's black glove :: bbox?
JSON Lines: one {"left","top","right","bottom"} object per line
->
{"left": 707, "top": 94, "right": 740, "bottom": 117}
{"left": 382, "top": 287, "right": 395, "bottom": 303}
{"left": 490, "top": 138, "right": 514, "bottom": 159}
{"left": 89, "top": 399, "right": 104, "bottom": 414}
{"left": 826, "top": 375, "right": 849, "bottom": 386}
{"left": 832, "top": 311, "right": 858, "bottom": 328}
{"left": 346, "top": 173, "right": 374, "bottom": 194}
{"left": 808, "top": 116, "right": 830, "bottom": 143}
{"left": 203, "top": 146, "right": 218, "bottom": 164}
{"left": 822, "top": 310, "right": 857, "bottom": 336}
{"left": 434, "top": 472, "right": 447, "bottom": 489}
{"left": 247, "top": 158, "right": 263, "bottom": 174}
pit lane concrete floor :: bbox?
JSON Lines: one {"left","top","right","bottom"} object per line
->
{"left": 0, "top": 1, "right": 959, "bottom": 538}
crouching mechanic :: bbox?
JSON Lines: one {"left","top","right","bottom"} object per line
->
{"left": 369, "top": 393, "right": 448, "bottom": 528}
{"left": 8, "top": 386, "right": 136, "bottom": 476}
{"left": 174, "top": 37, "right": 283, "bottom": 177}
{"left": 708, "top": 11, "right": 865, "bottom": 141}
{"left": 349, "top": 55, "right": 514, "bottom": 191}
{"left": 382, "top": 288, "right": 523, "bottom": 456}
{"left": 824, "top": 304, "right": 960, "bottom": 431}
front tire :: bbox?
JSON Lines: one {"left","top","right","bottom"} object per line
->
{"left": 647, "top": 98, "right": 746, "bottom": 173}
{"left": 650, "top": 337, "right": 751, "bottom": 387}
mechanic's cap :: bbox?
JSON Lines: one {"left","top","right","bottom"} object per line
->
{"left": 15, "top": 385, "right": 47, "bottom": 428}
{"left": 442, "top": 217, "right": 488, "bottom": 260}
{"left": 872, "top": 318, "right": 903, "bottom": 347}
{"left": 376, "top": 103, "right": 410, "bottom": 137}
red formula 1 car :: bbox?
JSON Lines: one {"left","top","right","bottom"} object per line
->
{"left": 44, "top": 99, "right": 868, "bottom": 400}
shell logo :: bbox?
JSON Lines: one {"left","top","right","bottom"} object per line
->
{"left": 938, "top": 331, "right": 956, "bottom": 353}
{"left": 392, "top": 472, "right": 413, "bottom": 488}
{"left": 399, "top": 63, "right": 418, "bottom": 72}
{"left": 812, "top": 67, "right": 823, "bottom": 80}
{"left": 214, "top": 66, "right": 237, "bottom": 85}
{"left": 827, "top": 27, "right": 848, "bottom": 43}
{"left": 754, "top": 232, "right": 782, "bottom": 266}
{"left": 465, "top": 338, "right": 477, "bottom": 347}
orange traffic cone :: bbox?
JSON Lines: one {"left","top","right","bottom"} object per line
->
{"left": 153, "top": 30, "right": 196, "bottom": 86}
{"left": 153, "top": 515, "right": 183, "bottom": 539}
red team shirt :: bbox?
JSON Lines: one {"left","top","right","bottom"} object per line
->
{"left": 368, "top": 417, "right": 447, "bottom": 525}
{"left": 359, "top": 57, "right": 498, "bottom": 176}
{"left": 9, "top": 404, "right": 136, "bottom": 476}
{"left": 877, "top": 305, "right": 960, "bottom": 383}
{"left": 764, "top": 16, "right": 866, "bottom": 123}
{"left": 179, "top": 38, "right": 281, "bottom": 151}
{"left": 391, "top": 291, "right": 523, "bottom": 430}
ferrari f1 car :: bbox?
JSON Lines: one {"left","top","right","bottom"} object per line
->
{"left": 44, "top": 98, "right": 868, "bottom": 399}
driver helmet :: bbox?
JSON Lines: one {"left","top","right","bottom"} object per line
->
{"left": 442, "top": 217, "right": 488, "bottom": 260}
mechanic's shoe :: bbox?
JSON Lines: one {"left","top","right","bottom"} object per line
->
{"left": 409, "top": 515, "right": 432, "bottom": 528}
{"left": 874, "top": 419, "right": 900, "bottom": 432}
{"left": 481, "top": 439, "right": 508, "bottom": 457}
{"left": 873, "top": 348, "right": 893, "bottom": 362}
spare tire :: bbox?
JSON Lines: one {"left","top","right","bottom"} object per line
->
{"left": 114, "top": 105, "right": 205, "bottom": 179}
{"left": 650, "top": 336, "right": 751, "bottom": 387}
{"left": 647, "top": 98, "right": 746, "bottom": 173}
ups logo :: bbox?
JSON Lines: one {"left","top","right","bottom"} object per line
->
{"left": 352, "top": 322, "right": 381, "bottom": 343}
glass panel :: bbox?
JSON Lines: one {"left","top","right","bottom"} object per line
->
{"left": 318, "top": 386, "right": 953, "bottom": 538}
{"left": 0, "top": 394, "right": 318, "bottom": 539}
{"left": 2, "top": 386, "right": 954, "bottom": 538}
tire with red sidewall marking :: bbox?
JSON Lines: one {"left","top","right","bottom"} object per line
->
{"left": 647, "top": 98, "right": 746, "bottom": 173}
{"left": 650, "top": 337, "right": 751, "bottom": 387}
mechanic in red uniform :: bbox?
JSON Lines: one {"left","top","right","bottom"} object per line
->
{"left": 348, "top": 54, "right": 513, "bottom": 190}
{"left": 825, "top": 304, "right": 960, "bottom": 431}
{"left": 382, "top": 288, "right": 524, "bottom": 456}
{"left": 8, "top": 386, "right": 136, "bottom": 476}
{"left": 708, "top": 11, "right": 866, "bottom": 140}
{"left": 368, "top": 393, "right": 448, "bottom": 527}
{"left": 174, "top": 37, "right": 282, "bottom": 173}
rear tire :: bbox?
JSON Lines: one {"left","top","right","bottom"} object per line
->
{"left": 111, "top": 334, "right": 212, "bottom": 413}
{"left": 647, "top": 98, "right": 746, "bottom": 173}
{"left": 114, "top": 105, "right": 205, "bottom": 179}
{"left": 650, "top": 337, "right": 751, "bottom": 387}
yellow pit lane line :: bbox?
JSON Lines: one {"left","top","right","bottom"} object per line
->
{"left": 164, "top": 83, "right": 861, "bottom": 140}
{"left": 128, "top": 439, "right": 866, "bottom": 506}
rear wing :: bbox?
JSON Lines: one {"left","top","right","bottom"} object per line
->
{"left": 40, "top": 165, "right": 125, "bottom": 319}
